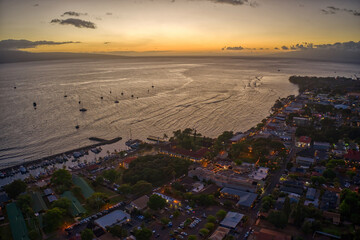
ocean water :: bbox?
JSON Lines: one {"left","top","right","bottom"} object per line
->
{"left": 0, "top": 57, "right": 359, "bottom": 169}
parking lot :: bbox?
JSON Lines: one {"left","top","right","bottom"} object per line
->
{"left": 147, "top": 205, "right": 225, "bottom": 240}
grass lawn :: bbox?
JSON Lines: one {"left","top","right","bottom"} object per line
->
{"left": 0, "top": 224, "right": 13, "bottom": 240}
{"left": 83, "top": 178, "right": 118, "bottom": 197}
{"left": 109, "top": 195, "right": 125, "bottom": 204}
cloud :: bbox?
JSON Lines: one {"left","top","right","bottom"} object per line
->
{"left": 321, "top": 6, "right": 360, "bottom": 17}
{"left": 209, "top": 0, "right": 258, "bottom": 7}
{"left": 274, "top": 47, "right": 279, "bottom": 50}
{"left": 222, "top": 46, "right": 244, "bottom": 50}
{"left": 33, "top": 4, "right": 39, "bottom": 7}
{"left": 104, "top": 42, "right": 111, "bottom": 44}
{"left": 106, "top": 12, "right": 112, "bottom": 15}
{"left": 62, "top": 11, "right": 88, "bottom": 17}
{"left": 51, "top": 18, "right": 96, "bottom": 29}
{"left": 279, "top": 41, "right": 360, "bottom": 52}
{"left": 0, "top": 39, "right": 81, "bottom": 50}
{"left": 315, "top": 41, "right": 360, "bottom": 51}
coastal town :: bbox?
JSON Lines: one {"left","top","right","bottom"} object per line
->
{"left": 1, "top": 75, "right": 360, "bottom": 240}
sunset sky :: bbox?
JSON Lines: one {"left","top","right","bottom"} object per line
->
{"left": 0, "top": 0, "right": 359, "bottom": 54}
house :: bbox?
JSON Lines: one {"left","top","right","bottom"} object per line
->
{"left": 219, "top": 212, "right": 244, "bottom": 229}
{"left": 293, "top": 117, "right": 311, "bottom": 127}
{"left": 296, "top": 156, "right": 315, "bottom": 166}
{"left": 122, "top": 157, "right": 137, "bottom": 169}
{"left": 344, "top": 149, "right": 360, "bottom": 161}
{"left": 229, "top": 133, "right": 246, "bottom": 143}
{"left": 306, "top": 188, "right": 316, "bottom": 201}
{"left": 30, "top": 192, "right": 48, "bottom": 213}
{"left": 47, "top": 195, "right": 57, "bottom": 203}
{"left": 220, "top": 188, "right": 258, "bottom": 208}
{"left": 320, "top": 191, "right": 339, "bottom": 211}
{"left": 209, "top": 226, "right": 230, "bottom": 240}
{"left": 313, "top": 142, "right": 331, "bottom": 151}
{"left": 94, "top": 210, "right": 130, "bottom": 230}
{"left": 43, "top": 188, "right": 54, "bottom": 196}
{"left": 296, "top": 136, "right": 311, "bottom": 148}
{"left": 296, "top": 148, "right": 316, "bottom": 166}
{"left": 323, "top": 211, "right": 341, "bottom": 225}
{"left": 129, "top": 195, "right": 149, "bottom": 211}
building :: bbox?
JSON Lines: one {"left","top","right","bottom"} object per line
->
{"left": 220, "top": 188, "right": 258, "bottom": 208}
{"left": 296, "top": 136, "right": 311, "bottom": 148}
{"left": 73, "top": 176, "right": 94, "bottom": 199}
{"left": 94, "top": 210, "right": 130, "bottom": 230}
{"left": 323, "top": 211, "right": 341, "bottom": 225}
{"left": 219, "top": 211, "right": 244, "bottom": 229}
{"left": 293, "top": 117, "right": 311, "bottom": 126}
{"left": 30, "top": 192, "right": 48, "bottom": 213}
{"left": 159, "top": 144, "right": 210, "bottom": 162}
{"left": 122, "top": 156, "right": 137, "bottom": 169}
{"left": 320, "top": 191, "right": 339, "bottom": 211}
{"left": 129, "top": 195, "right": 149, "bottom": 211}
{"left": 6, "top": 203, "right": 29, "bottom": 240}
{"left": 188, "top": 167, "right": 259, "bottom": 192}
{"left": 248, "top": 167, "right": 269, "bottom": 180}
{"left": 43, "top": 188, "right": 54, "bottom": 196}
{"left": 306, "top": 188, "right": 317, "bottom": 201}
{"left": 61, "top": 191, "right": 86, "bottom": 216}
{"left": 344, "top": 149, "right": 360, "bottom": 161}
{"left": 209, "top": 226, "right": 230, "bottom": 240}
{"left": 296, "top": 156, "right": 315, "bottom": 166}
{"left": 313, "top": 142, "right": 331, "bottom": 151}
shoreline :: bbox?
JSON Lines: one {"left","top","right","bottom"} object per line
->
{"left": 0, "top": 137, "right": 122, "bottom": 172}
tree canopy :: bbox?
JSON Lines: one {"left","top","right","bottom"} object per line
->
{"left": 51, "top": 169, "right": 72, "bottom": 192}
{"left": 4, "top": 179, "right": 27, "bottom": 199}
{"left": 122, "top": 154, "right": 191, "bottom": 186}
{"left": 147, "top": 194, "right": 166, "bottom": 210}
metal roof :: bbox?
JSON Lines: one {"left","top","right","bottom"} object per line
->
{"left": 94, "top": 210, "right": 130, "bottom": 229}
{"left": 220, "top": 212, "right": 244, "bottom": 229}
{"left": 6, "top": 203, "right": 29, "bottom": 240}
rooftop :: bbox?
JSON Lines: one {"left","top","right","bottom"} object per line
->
{"left": 220, "top": 211, "right": 244, "bottom": 229}
{"left": 94, "top": 210, "right": 130, "bottom": 229}
{"left": 6, "top": 203, "right": 29, "bottom": 240}
{"left": 130, "top": 195, "right": 149, "bottom": 210}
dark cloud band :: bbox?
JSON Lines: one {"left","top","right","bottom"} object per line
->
{"left": 51, "top": 18, "right": 96, "bottom": 29}
{"left": 0, "top": 39, "right": 81, "bottom": 50}
{"left": 62, "top": 11, "right": 88, "bottom": 17}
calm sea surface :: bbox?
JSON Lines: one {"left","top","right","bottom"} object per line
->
{"left": 0, "top": 57, "right": 359, "bottom": 169}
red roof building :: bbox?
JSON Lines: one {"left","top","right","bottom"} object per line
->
{"left": 122, "top": 156, "right": 137, "bottom": 169}
{"left": 296, "top": 136, "right": 311, "bottom": 148}
{"left": 344, "top": 149, "right": 360, "bottom": 161}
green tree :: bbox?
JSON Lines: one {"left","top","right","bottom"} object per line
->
{"left": 43, "top": 207, "right": 66, "bottom": 231}
{"left": 188, "top": 235, "right": 197, "bottom": 240}
{"left": 132, "top": 181, "right": 153, "bottom": 196}
{"left": 108, "top": 225, "right": 128, "bottom": 238}
{"left": 95, "top": 175, "right": 104, "bottom": 185}
{"left": 268, "top": 210, "right": 288, "bottom": 228}
{"left": 205, "top": 222, "right": 215, "bottom": 230}
{"left": 86, "top": 192, "right": 109, "bottom": 211}
{"left": 199, "top": 228, "right": 210, "bottom": 237}
{"left": 4, "top": 180, "right": 27, "bottom": 199}
{"left": 52, "top": 198, "right": 71, "bottom": 215}
{"left": 160, "top": 217, "right": 170, "bottom": 225}
{"left": 51, "top": 169, "right": 72, "bottom": 192}
{"left": 118, "top": 184, "right": 132, "bottom": 194}
{"left": 216, "top": 210, "right": 227, "bottom": 220}
{"left": 148, "top": 194, "right": 166, "bottom": 210}
{"left": 17, "top": 194, "right": 32, "bottom": 214}
{"left": 103, "top": 169, "right": 120, "bottom": 183}
{"left": 173, "top": 210, "right": 180, "bottom": 218}
{"left": 323, "top": 169, "right": 336, "bottom": 180}
{"left": 28, "top": 230, "right": 41, "bottom": 240}
{"left": 134, "top": 227, "right": 152, "bottom": 240}
{"left": 207, "top": 215, "right": 216, "bottom": 223}
{"left": 81, "top": 229, "right": 94, "bottom": 240}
